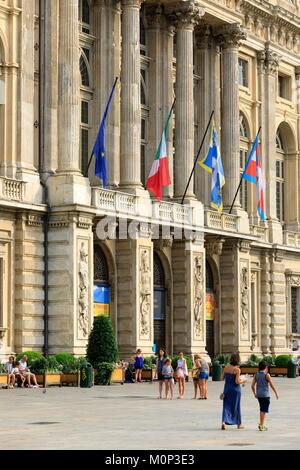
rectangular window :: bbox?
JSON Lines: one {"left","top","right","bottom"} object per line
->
{"left": 81, "top": 128, "right": 89, "bottom": 175}
{"left": 81, "top": 101, "right": 89, "bottom": 125}
{"left": 291, "top": 287, "right": 300, "bottom": 334}
{"left": 141, "top": 144, "right": 146, "bottom": 186}
{"left": 238, "top": 58, "right": 249, "bottom": 88}
{"left": 278, "top": 75, "right": 291, "bottom": 100}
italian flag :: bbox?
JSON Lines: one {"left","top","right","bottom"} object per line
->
{"left": 146, "top": 105, "right": 174, "bottom": 201}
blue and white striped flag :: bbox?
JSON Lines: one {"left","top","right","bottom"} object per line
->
{"left": 199, "top": 124, "right": 225, "bottom": 212}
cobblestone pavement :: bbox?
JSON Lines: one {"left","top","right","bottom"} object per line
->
{"left": 0, "top": 377, "right": 299, "bottom": 450}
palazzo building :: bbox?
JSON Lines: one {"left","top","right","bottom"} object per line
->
{"left": 1, "top": 0, "right": 300, "bottom": 360}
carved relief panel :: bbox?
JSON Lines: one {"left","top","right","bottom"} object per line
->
{"left": 193, "top": 253, "right": 204, "bottom": 341}
{"left": 240, "top": 262, "right": 250, "bottom": 341}
{"left": 78, "top": 241, "right": 89, "bottom": 339}
{"left": 139, "top": 247, "right": 151, "bottom": 340}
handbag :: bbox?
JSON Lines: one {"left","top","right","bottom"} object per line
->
{"left": 219, "top": 392, "right": 225, "bottom": 400}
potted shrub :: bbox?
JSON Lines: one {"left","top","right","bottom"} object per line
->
{"left": 111, "top": 361, "right": 126, "bottom": 384}
{"left": 141, "top": 356, "right": 156, "bottom": 381}
{"left": 31, "top": 356, "right": 62, "bottom": 387}
{"left": 87, "top": 316, "right": 118, "bottom": 385}
{"left": 240, "top": 354, "right": 260, "bottom": 375}
{"left": 270, "top": 355, "right": 291, "bottom": 376}
{"left": 56, "top": 353, "right": 86, "bottom": 386}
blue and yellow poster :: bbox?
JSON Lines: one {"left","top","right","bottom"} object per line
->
{"left": 93, "top": 285, "right": 110, "bottom": 317}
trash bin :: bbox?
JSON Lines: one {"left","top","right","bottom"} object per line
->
{"left": 287, "top": 360, "right": 297, "bottom": 379}
{"left": 212, "top": 361, "right": 222, "bottom": 382}
{"left": 80, "top": 363, "right": 94, "bottom": 388}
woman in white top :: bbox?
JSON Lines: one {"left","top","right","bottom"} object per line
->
{"left": 19, "top": 356, "right": 40, "bottom": 388}
{"left": 176, "top": 352, "right": 188, "bottom": 399}
{"left": 4, "top": 356, "right": 15, "bottom": 388}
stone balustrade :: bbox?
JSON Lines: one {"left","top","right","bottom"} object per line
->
{"left": 283, "top": 230, "right": 300, "bottom": 248}
{"left": 92, "top": 188, "right": 137, "bottom": 216}
{"left": 250, "top": 224, "right": 269, "bottom": 242}
{"left": 0, "top": 177, "right": 25, "bottom": 202}
{"left": 152, "top": 200, "right": 193, "bottom": 225}
{"left": 205, "top": 210, "right": 239, "bottom": 232}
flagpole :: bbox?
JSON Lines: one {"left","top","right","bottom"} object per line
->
{"left": 229, "top": 126, "right": 262, "bottom": 214}
{"left": 84, "top": 76, "right": 119, "bottom": 178}
{"left": 181, "top": 110, "right": 215, "bottom": 205}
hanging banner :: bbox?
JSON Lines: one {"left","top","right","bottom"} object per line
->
{"left": 205, "top": 293, "right": 215, "bottom": 321}
{"left": 93, "top": 285, "right": 110, "bottom": 317}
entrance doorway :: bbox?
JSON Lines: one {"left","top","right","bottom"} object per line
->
{"left": 154, "top": 253, "right": 166, "bottom": 354}
{"left": 206, "top": 261, "right": 216, "bottom": 359}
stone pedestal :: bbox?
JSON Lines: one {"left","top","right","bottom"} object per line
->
{"left": 220, "top": 240, "right": 252, "bottom": 357}
{"left": 47, "top": 212, "right": 94, "bottom": 355}
{"left": 172, "top": 239, "right": 206, "bottom": 355}
{"left": 116, "top": 236, "right": 154, "bottom": 357}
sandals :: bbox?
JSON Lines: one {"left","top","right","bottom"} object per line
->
{"left": 221, "top": 424, "right": 226, "bottom": 430}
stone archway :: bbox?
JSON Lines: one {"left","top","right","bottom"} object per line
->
{"left": 153, "top": 252, "right": 166, "bottom": 354}
{"left": 93, "top": 245, "right": 111, "bottom": 321}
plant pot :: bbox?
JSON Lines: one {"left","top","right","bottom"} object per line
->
{"left": 0, "top": 373, "right": 8, "bottom": 386}
{"left": 269, "top": 366, "right": 288, "bottom": 377}
{"left": 61, "top": 372, "right": 80, "bottom": 386}
{"left": 240, "top": 367, "right": 258, "bottom": 375}
{"left": 111, "top": 367, "right": 125, "bottom": 384}
{"left": 141, "top": 369, "right": 154, "bottom": 381}
{"left": 36, "top": 372, "right": 62, "bottom": 387}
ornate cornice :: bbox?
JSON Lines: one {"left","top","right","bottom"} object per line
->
{"left": 165, "top": 0, "right": 205, "bottom": 30}
{"left": 215, "top": 23, "right": 247, "bottom": 49}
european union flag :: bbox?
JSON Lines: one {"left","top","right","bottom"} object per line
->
{"left": 198, "top": 124, "right": 225, "bottom": 212}
{"left": 93, "top": 79, "right": 118, "bottom": 188}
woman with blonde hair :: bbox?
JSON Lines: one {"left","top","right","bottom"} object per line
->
{"left": 198, "top": 356, "right": 210, "bottom": 400}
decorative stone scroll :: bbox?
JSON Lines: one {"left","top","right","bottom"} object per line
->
{"left": 193, "top": 254, "right": 204, "bottom": 339}
{"left": 240, "top": 266, "right": 249, "bottom": 339}
{"left": 165, "top": 0, "right": 205, "bottom": 29}
{"left": 215, "top": 23, "right": 247, "bottom": 48}
{"left": 78, "top": 242, "right": 89, "bottom": 338}
{"left": 139, "top": 248, "right": 151, "bottom": 338}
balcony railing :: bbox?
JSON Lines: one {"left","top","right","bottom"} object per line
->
{"left": 283, "top": 230, "right": 300, "bottom": 248}
{"left": 250, "top": 224, "right": 268, "bottom": 242}
{"left": 0, "top": 177, "right": 25, "bottom": 202}
{"left": 152, "top": 201, "right": 193, "bottom": 225}
{"left": 205, "top": 210, "right": 239, "bottom": 232}
{"left": 92, "top": 188, "right": 137, "bottom": 216}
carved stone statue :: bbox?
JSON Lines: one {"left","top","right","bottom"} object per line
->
{"left": 194, "top": 255, "right": 203, "bottom": 338}
{"left": 78, "top": 242, "right": 89, "bottom": 337}
{"left": 240, "top": 267, "right": 249, "bottom": 335}
{"left": 140, "top": 249, "right": 151, "bottom": 337}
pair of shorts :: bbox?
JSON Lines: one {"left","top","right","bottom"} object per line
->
{"left": 157, "top": 373, "right": 164, "bottom": 381}
{"left": 258, "top": 397, "right": 270, "bottom": 413}
{"left": 135, "top": 367, "right": 143, "bottom": 371}
{"left": 193, "top": 377, "right": 200, "bottom": 382}
{"left": 163, "top": 376, "right": 173, "bottom": 380}
{"left": 199, "top": 372, "right": 209, "bottom": 380}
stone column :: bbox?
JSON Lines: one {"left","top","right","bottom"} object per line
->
{"left": 42, "top": 0, "right": 59, "bottom": 178}
{"left": 166, "top": 1, "right": 204, "bottom": 200}
{"left": 260, "top": 250, "right": 272, "bottom": 353}
{"left": 57, "top": 0, "right": 81, "bottom": 174}
{"left": 92, "top": 0, "right": 121, "bottom": 188}
{"left": 217, "top": 24, "right": 246, "bottom": 211}
{"left": 261, "top": 44, "right": 282, "bottom": 243}
{"left": 269, "top": 251, "right": 287, "bottom": 354}
{"left": 195, "top": 25, "right": 212, "bottom": 206}
{"left": 119, "top": 0, "right": 143, "bottom": 190}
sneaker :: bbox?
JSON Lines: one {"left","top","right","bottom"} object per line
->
{"left": 33, "top": 385, "right": 39, "bottom": 389}
{"left": 258, "top": 424, "right": 268, "bottom": 431}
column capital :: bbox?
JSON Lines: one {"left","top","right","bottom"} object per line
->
{"left": 121, "top": 0, "right": 143, "bottom": 8}
{"left": 265, "top": 48, "right": 280, "bottom": 76}
{"left": 215, "top": 23, "right": 246, "bottom": 49}
{"left": 145, "top": 3, "right": 163, "bottom": 30}
{"left": 94, "top": 0, "right": 120, "bottom": 7}
{"left": 295, "top": 66, "right": 300, "bottom": 80}
{"left": 165, "top": 0, "right": 205, "bottom": 30}
{"left": 195, "top": 24, "right": 212, "bottom": 49}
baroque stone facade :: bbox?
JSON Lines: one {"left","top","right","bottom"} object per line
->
{"left": 1, "top": 0, "right": 300, "bottom": 360}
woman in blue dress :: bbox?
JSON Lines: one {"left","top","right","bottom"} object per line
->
{"left": 221, "top": 353, "right": 247, "bottom": 430}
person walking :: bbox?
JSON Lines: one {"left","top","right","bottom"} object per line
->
{"left": 134, "top": 349, "right": 143, "bottom": 383}
{"left": 221, "top": 353, "right": 247, "bottom": 430}
{"left": 176, "top": 352, "right": 188, "bottom": 399}
{"left": 251, "top": 360, "right": 279, "bottom": 431}
{"left": 198, "top": 356, "right": 210, "bottom": 400}
{"left": 156, "top": 348, "right": 167, "bottom": 399}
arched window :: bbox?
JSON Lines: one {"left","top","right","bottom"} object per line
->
{"left": 239, "top": 114, "right": 250, "bottom": 212}
{"left": 154, "top": 253, "right": 165, "bottom": 287}
{"left": 276, "top": 130, "right": 285, "bottom": 222}
{"left": 140, "top": 5, "right": 149, "bottom": 187}
{"left": 80, "top": 54, "right": 90, "bottom": 88}
{"left": 94, "top": 246, "right": 109, "bottom": 284}
{"left": 80, "top": 50, "right": 92, "bottom": 175}
{"left": 206, "top": 261, "right": 214, "bottom": 292}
